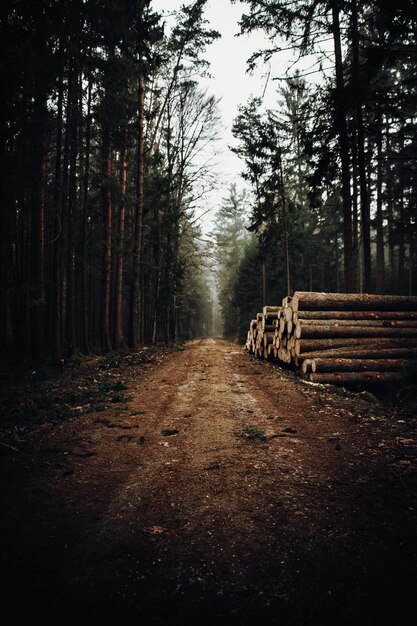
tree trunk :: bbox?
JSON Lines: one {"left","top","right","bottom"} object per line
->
{"left": 66, "top": 66, "right": 78, "bottom": 353}
{"left": 308, "top": 371, "right": 404, "bottom": 385}
{"left": 331, "top": 0, "right": 354, "bottom": 291}
{"left": 376, "top": 116, "right": 385, "bottom": 293}
{"left": 351, "top": 0, "right": 371, "bottom": 292}
{"left": 296, "top": 324, "right": 417, "bottom": 339}
{"left": 295, "top": 337, "right": 417, "bottom": 356}
{"left": 101, "top": 125, "right": 112, "bottom": 353}
{"left": 308, "top": 357, "right": 413, "bottom": 373}
{"left": 298, "top": 347, "right": 417, "bottom": 360}
{"left": 114, "top": 128, "right": 127, "bottom": 349}
{"left": 81, "top": 59, "right": 93, "bottom": 354}
{"left": 292, "top": 291, "right": 417, "bottom": 311}
{"left": 296, "top": 318, "right": 417, "bottom": 329}
{"left": 385, "top": 118, "right": 395, "bottom": 290}
{"left": 129, "top": 0, "right": 146, "bottom": 349}
{"left": 30, "top": 88, "right": 48, "bottom": 359}
{"left": 293, "top": 310, "right": 417, "bottom": 320}
{"left": 279, "top": 156, "right": 291, "bottom": 295}
{"left": 52, "top": 69, "right": 64, "bottom": 361}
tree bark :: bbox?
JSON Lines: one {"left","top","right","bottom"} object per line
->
{"left": 296, "top": 324, "right": 417, "bottom": 339}
{"left": 52, "top": 68, "right": 64, "bottom": 361}
{"left": 331, "top": 0, "right": 354, "bottom": 291}
{"left": 30, "top": 88, "right": 48, "bottom": 359}
{"left": 351, "top": 0, "right": 371, "bottom": 292}
{"left": 292, "top": 291, "right": 417, "bottom": 311}
{"left": 295, "top": 337, "right": 417, "bottom": 356}
{"left": 376, "top": 115, "right": 385, "bottom": 293}
{"left": 129, "top": 0, "right": 146, "bottom": 349}
{"left": 298, "top": 347, "right": 417, "bottom": 360}
{"left": 308, "top": 371, "right": 404, "bottom": 385}
{"left": 385, "top": 118, "right": 395, "bottom": 290}
{"left": 101, "top": 125, "right": 112, "bottom": 353}
{"left": 293, "top": 310, "right": 417, "bottom": 320}
{"left": 66, "top": 66, "right": 78, "bottom": 353}
{"left": 114, "top": 127, "right": 127, "bottom": 349}
{"left": 81, "top": 58, "right": 93, "bottom": 354}
{"left": 310, "top": 357, "right": 412, "bottom": 373}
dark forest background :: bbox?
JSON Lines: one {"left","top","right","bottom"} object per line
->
{"left": 1, "top": 0, "right": 416, "bottom": 358}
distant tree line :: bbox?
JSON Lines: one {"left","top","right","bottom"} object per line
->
{"left": 0, "top": 0, "right": 218, "bottom": 359}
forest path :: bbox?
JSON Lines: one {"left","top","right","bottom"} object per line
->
{"left": 1, "top": 339, "right": 417, "bottom": 626}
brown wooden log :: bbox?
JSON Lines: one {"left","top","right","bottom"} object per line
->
{"left": 263, "top": 305, "right": 281, "bottom": 314}
{"left": 296, "top": 324, "right": 417, "bottom": 339}
{"left": 295, "top": 337, "right": 417, "bottom": 356}
{"left": 293, "top": 310, "right": 417, "bottom": 321}
{"left": 308, "top": 371, "right": 405, "bottom": 385}
{"left": 311, "top": 358, "right": 413, "bottom": 373}
{"left": 262, "top": 324, "right": 277, "bottom": 333}
{"left": 283, "top": 305, "right": 293, "bottom": 322}
{"left": 297, "top": 347, "right": 417, "bottom": 360}
{"left": 292, "top": 291, "right": 417, "bottom": 312}
{"left": 301, "top": 359, "right": 314, "bottom": 374}
{"left": 262, "top": 314, "right": 280, "bottom": 329}
{"left": 263, "top": 332, "right": 275, "bottom": 347}
{"left": 296, "top": 318, "right": 417, "bottom": 328}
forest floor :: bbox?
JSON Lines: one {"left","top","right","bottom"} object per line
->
{"left": 1, "top": 339, "right": 417, "bottom": 626}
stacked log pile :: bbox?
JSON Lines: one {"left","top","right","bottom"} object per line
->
{"left": 245, "top": 291, "right": 417, "bottom": 386}
{"left": 246, "top": 306, "right": 282, "bottom": 359}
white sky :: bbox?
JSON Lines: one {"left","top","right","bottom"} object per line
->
{"left": 152, "top": 0, "right": 331, "bottom": 231}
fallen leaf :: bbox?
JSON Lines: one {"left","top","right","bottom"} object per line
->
{"left": 145, "top": 525, "right": 166, "bottom": 535}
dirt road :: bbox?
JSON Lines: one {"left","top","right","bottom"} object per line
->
{"left": 1, "top": 339, "right": 417, "bottom": 625}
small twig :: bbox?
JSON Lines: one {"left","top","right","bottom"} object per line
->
{"left": 0, "top": 441, "right": 20, "bottom": 453}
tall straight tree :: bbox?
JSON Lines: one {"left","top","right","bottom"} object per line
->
{"left": 129, "top": 0, "right": 147, "bottom": 349}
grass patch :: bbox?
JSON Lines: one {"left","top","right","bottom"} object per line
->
{"left": 243, "top": 426, "right": 267, "bottom": 442}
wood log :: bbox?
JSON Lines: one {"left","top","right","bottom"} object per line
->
{"left": 293, "top": 310, "right": 417, "bottom": 321}
{"left": 263, "top": 332, "right": 275, "bottom": 347}
{"left": 292, "top": 291, "right": 417, "bottom": 312}
{"left": 263, "top": 306, "right": 281, "bottom": 314}
{"left": 262, "top": 324, "right": 277, "bottom": 333}
{"left": 308, "top": 371, "right": 405, "bottom": 385}
{"left": 262, "top": 314, "right": 280, "bottom": 329}
{"left": 311, "top": 358, "right": 413, "bottom": 373}
{"left": 296, "top": 324, "right": 417, "bottom": 339}
{"left": 296, "top": 318, "right": 417, "bottom": 328}
{"left": 295, "top": 337, "right": 417, "bottom": 356}
{"left": 301, "top": 359, "right": 314, "bottom": 374}
{"left": 297, "top": 347, "right": 417, "bottom": 360}
{"left": 283, "top": 305, "right": 293, "bottom": 322}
